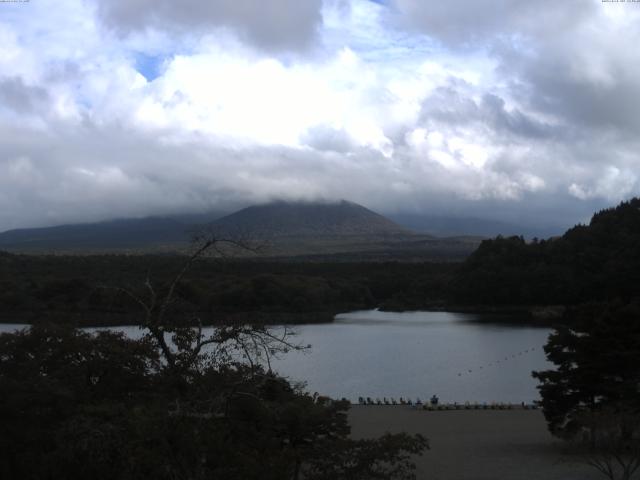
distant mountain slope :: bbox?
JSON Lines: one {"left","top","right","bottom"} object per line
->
{"left": 0, "top": 201, "right": 483, "bottom": 260}
{"left": 209, "top": 200, "right": 415, "bottom": 238}
{"left": 0, "top": 201, "right": 415, "bottom": 252}
{"left": 0, "top": 212, "right": 225, "bottom": 251}
{"left": 389, "top": 214, "right": 563, "bottom": 239}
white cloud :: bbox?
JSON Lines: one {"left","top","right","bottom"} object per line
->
{"left": 0, "top": 0, "right": 639, "bottom": 232}
{"left": 568, "top": 166, "right": 638, "bottom": 201}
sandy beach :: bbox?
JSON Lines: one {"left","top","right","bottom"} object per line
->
{"left": 349, "top": 406, "right": 601, "bottom": 480}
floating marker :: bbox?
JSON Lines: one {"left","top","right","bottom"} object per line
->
{"left": 453, "top": 345, "right": 545, "bottom": 380}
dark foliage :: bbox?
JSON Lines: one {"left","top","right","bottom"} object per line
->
{"left": 0, "top": 237, "right": 428, "bottom": 479}
{"left": 452, "top": 198, "right": 640, "bottom": 306}
{"left": 0, "top": 254, "right": 454, "bottom": 326}
{"left": 0, "top": 325, "right": 427, "bottom": 479}
{"left": 533, "top": 300, "right": 640, "bottom": 438}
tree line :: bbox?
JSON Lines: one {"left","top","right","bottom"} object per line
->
{"left": 451, "top": 198, "right": 640, "bottom": 306}
{"left": 0, "top": 253, "right": 454, "bottom": 326}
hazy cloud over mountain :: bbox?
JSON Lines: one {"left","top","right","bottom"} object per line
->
{"left": 0, "top": 0, "right": 638, "bottom": 232}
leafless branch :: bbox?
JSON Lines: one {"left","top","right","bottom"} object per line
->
{"left": 99, "top": 233, "right": 307, "bottom": 379}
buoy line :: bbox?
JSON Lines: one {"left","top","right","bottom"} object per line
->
{"left": 455, "top": 346, "right": 540, "bottom": 378}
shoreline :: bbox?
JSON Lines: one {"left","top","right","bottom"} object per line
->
{"left": 0, "top": 305, "right": 564, "bottom": 328}
{"left": 0, "top": 310, "right": 338, "bottom": 328}
{"left": 378, "top": 304, "right": 566, "bottom": 326}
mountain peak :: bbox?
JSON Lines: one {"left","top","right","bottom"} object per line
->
{"left": 209, "top": 200, "right": 412, "bottom": 238}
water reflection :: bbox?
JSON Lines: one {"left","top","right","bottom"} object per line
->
{"left": 0, "top": 311, "right": 552, "bottom": 404}
{"left": 271, "top": 310, "right": 551, "bottom": 404}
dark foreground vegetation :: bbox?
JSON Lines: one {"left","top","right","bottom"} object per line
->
{"left": 533, "top": 300, "right": 640, "bottom": 479}
{"left": 0, "top": 239, "right": 427, "bottom": 480}
{"left": 0, "top": 324, "right": 427, "bottom": 480}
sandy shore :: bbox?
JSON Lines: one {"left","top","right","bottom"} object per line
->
{"left": 349, "top": 406, "right": 600, "bottom": 480}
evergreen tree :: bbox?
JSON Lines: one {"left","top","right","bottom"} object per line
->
{"left": 533, "top": 301, "right": 640, "bottom": 440}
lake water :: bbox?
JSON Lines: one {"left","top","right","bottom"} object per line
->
{"left": 0, "top": 310, "right": 552, "bottom": 404}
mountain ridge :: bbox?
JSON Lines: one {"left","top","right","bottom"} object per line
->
{"left": 208, "top": 200, "right": 415, "bottom": 239}
{"left": 0, "top": 200, "right": 484, "bottom": 259}
{"left": 0, "top": 200, "right": 416, "bottom": 252}
{"left": 0, "top": 213, "right": 224, "bottom": 251}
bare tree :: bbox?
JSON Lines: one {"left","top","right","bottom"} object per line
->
{"left": 577, "top": 406, "right": 640, "bottom": 480}
{"left": 106, "top": 232, "right": 305, "bottom": 374}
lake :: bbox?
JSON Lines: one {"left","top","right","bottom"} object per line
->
{"left": 272, "top": 310, "right": 552, "bottom": 404}
{"left": 0, "top": 310, "right": 552, "bottom": 404}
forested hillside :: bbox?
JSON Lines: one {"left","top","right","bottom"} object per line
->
{"left": 452, "top": 198, "right": 640, "bottom": 305}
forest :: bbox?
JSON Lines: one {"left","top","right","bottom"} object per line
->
{"left": 0, "top": 254, "right": 454, "bottom": 326}
{"left": 452, "top": 198, "right": 640, "bottom": 306}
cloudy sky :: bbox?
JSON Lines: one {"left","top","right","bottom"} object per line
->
{"left": 1, "top": 0, "right": 639, "bottom": 232}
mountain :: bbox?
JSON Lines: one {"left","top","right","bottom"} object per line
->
{"left": 389, "top": 214, "right": 563, "bottom": 239}
{"left": 202, "top": 201, "right": 482, "bottom": 260}
{"left": 0, "top": 201, "right": 412, "bottom": 252}
{"left": 0, "top": 201, "right": 481, "bottom": 260}
{"left": 0, "top": 211, "right": 226, "bottom": 251}
{"left": 209, "top": 200, "right": 413, "bottom": 238}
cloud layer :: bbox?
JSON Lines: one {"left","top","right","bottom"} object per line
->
{"left": 0, "top": 0, "right": 639, "bottom": 232}
{"left": 95, "top": 0, "right": 324, "bottom": 52}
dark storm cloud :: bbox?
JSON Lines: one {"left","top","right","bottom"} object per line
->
{"left": 0, "top": 77, "right": 49, "bottom": 114}
{"left": 0, "top": 126, "right": 352, "bottom": 230}
{"left": 389, "top": 0, "right": 640, "bottom": 135}
{"left": 386, "top": 0, "right": 640, "bottom": 200}
{"left": 391, "top": 0, "right": 595, "bottom": 47}
{"left": 0, "top": 110, "right": 560, "bottom": 232}
{"left": 479, "top": 94, "right": 555, "bottom": 139}
{"left": 513, "top": 50, "right": 640, "bottom": 137}
{"left": 418, "top": 84, "right": 554, "bottom": 139}
{"left": 93, "top": 0, "right": 325, "bottom": 52}
{"left": 0, "top": 111, "right": 628, "bottom": 235}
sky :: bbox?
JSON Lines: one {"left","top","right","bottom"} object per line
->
{"left": 1, "top": 0, "right": 640, "bottom": 232}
